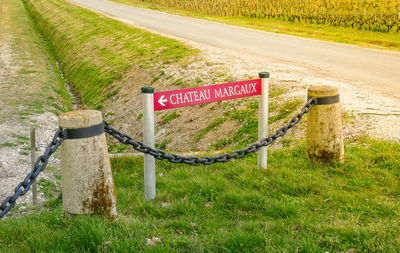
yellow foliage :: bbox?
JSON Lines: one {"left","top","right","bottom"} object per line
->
{"left": 143, "top": 0, "right": 400, "bottom": 32}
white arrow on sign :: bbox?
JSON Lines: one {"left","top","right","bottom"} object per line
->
{"left": 158, "top": 95, "right": 167, "bottom": 106}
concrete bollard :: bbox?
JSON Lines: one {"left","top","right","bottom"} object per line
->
{"left": 59, "top": 110, "right": 118, "bottom": 220}
{"left": 306, "top": 85, "right": 344, "bottom": 163}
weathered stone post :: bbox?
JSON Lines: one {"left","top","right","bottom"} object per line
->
{"left": 59, "top": 110, "right": 118, "bottom": 220}
{"left": 306, "top": 86, "right": 344, "bottom": 163}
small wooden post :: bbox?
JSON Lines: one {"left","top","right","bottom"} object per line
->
{"left": 59, "top": 110, "right": 118, "bottom": 220}
{"left": 30, "top": 127, "right": 38, "bottom": 205}
{"left": 306, "top": 85, "right": 344, "bottom": 163}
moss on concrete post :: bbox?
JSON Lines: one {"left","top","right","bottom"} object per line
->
{"left": 59, "top": 110, "right": 118, "bottom": 220}
{"left": 306, "top": 86, "right": 344, "bottom": 163}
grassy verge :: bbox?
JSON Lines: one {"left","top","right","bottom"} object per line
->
{"left": 23, "top": 0, "right": 191, "bottom": 108}
{"left": 111, "top": 0, "right": 400, "bottom": 52}
{"left": 212, "top": 86, "right": 302, "bottom": 149}
{"left": 1, "top": 139, "right": 399, "bottom": 252}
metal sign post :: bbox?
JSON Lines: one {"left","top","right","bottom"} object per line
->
{"left": 141, "top": 73, "right": 269, "bottom": 199}
{"left": 141, "top": 87, "right": 156, "bottom": 200}
{"left": 153, "top": 79, "right": 262, "bottom": 111}
{"left": 257, "top": 72, "right": 270, "bottom": 169}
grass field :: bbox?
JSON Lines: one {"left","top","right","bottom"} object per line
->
{"left": 7, "top": 2, "right": 398, "bottom": 251}
{"left": 1, "top": 139, "right": 399, "bottom": 252}
{"left": 111, "top": 0, "right": 400, "bottom": 52}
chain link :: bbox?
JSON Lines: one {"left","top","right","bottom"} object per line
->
{"left": 105, "top": 98, "right": 315, "bottom": 165}
{"left": 0, "top": 129, "right": 64, "bottom": 219}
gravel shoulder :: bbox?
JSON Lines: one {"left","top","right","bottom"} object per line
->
{"left": 0, "top": 0, "right": 68, "bottom": 209}
{"left": 154, "top": 37, "right": 400, "bottom": 143}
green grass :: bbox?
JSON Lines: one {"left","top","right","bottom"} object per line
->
{"left": 17, "top": 69, "right": 37, "bottom": 74}
{"left": 194, "top": 117, "right": 226, "bottom": 141}
{"left": 108, "top": 143, "right": 131, "bottom": 154}
{"left": 0, "top": 142, "right": 18, "bottom": 148}
{"left": 111, "top": 0, "right": 400, "bottom": 52}
{"left": 269, "top": 98, "right": 304, "bottom": 123}
{"left": 214, "top": 96, "right": 303, "bottom": 149}
{"left": 1, "top": 139, "right": 399, "bottom": 252}
{"left": 162, "top": 111, "right": 180, "bottom": 124}
{"left": 155, "top": 139, "right": 172, "bottom": 149}
{"left": 23, "top": 0, "right": 192, "bottom": 108}
{"left": 38, "top": 179, "right": 58, "bottom": 199}
{"left": 12, "top": 134, "right": 30, "bottom": 142}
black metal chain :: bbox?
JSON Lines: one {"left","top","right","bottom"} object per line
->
{"left": 0, "top": 129, "right": 64, "bottom": 219}
{"left": 105, "top": 98, "right": 315, "bottom": 165}
{"left": 0, "top": 98, "right": 315, "bottom": 219}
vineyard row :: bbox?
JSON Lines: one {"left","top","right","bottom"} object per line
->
{"left": 143, "top": 0, "right": 400, "bottom": 33}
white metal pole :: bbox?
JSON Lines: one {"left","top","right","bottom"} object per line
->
{"left": 141, "top": 87, "right": 156, "bottom": 200}
{"left": 258, "top": 72, "right": 269, "bottom": 169}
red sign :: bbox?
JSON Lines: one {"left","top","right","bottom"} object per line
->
{"left": 154, "top": 79, "right": 261, "bottom": 111}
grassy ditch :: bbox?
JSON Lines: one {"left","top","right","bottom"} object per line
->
{"left": 111, "top": 0, "right": 400, "bottom": 52}
{"left": 23, "top": 0, "right": 191, "bottom": 108}
{"left": 1, "top": 139, "right": 399, "bottom": 251}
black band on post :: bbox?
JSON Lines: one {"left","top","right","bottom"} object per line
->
{"left": 258, "top": 72, "right": 270, "bottom": 78}
{"left": 63, "top": 122, "right": 105, "bottom": 139}
{"left": 141, "top": 87, "right": 154, "bottom": 94}
{"left": 308, "top": 95, "right": 340, "bottom": 105}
